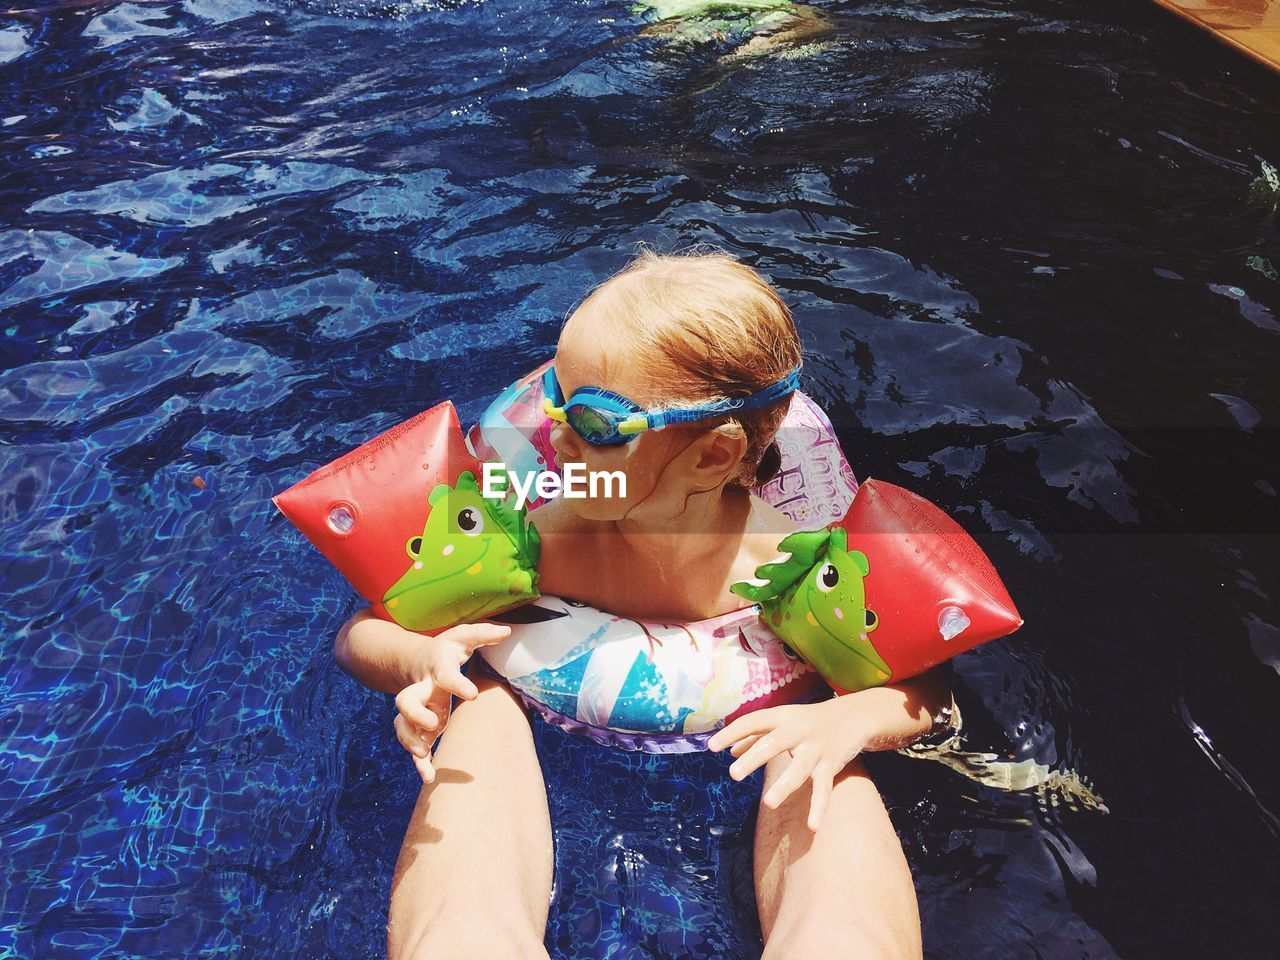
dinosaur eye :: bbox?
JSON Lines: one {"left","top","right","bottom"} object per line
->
{"left": 815, "top": 562, "right": 839, "bottom": 593}
{"left": 457, "top": 507, "right": 484, "bottom": 535}
{"left": 408, "top": 537, "right": 423, "bottom": 556}
{"left": 865, "top": 609, "right": 878, "bottom": 632}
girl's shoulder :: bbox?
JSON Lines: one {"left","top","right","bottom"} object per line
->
{"left": 524, "top": 498, "right": 604, "bottom": 599}
{"left": 525, "top": 496, "right": 593, "bottom": 537}
{"left": 745, "top": 492, "right": 799, "bottom": 532}
{"left": 742, "top": 493, "right": 801, "bottom": 564}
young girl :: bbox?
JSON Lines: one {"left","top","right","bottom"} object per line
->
{"left": 335, "top": 249, "right": 952, "bottom": 960}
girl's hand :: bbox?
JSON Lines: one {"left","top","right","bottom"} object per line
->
{"left": 708, "top": 671, "right": 951, "bottom": 830}
{"left": 392, "top": 621, "right": 511, "bottom": 783}
{"left": 707, "top": 696, "right": 869, "bottom": 833}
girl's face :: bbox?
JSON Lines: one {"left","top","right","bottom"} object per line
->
{"left": 550, "top": 311, "right": 739, "bottom": 525}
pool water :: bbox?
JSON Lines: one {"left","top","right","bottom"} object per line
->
{"left": 2, "top": 0, "right": 1279, "bottom": 957}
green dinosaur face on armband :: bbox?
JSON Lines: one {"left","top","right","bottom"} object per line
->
{"left": 382, "top": 470, "right": 540, "bottom": 632}
{"left": 730, "top": 526, "right": 891, "bottom": 692}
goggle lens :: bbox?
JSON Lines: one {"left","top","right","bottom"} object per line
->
{"left": 568, "top": 405, "right": 621, "bottom": 444}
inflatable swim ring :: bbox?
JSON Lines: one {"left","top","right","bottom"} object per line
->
{"left": 480, "top": 595, "right": 827, "bottom": 753}
{"left": 465, "top": 364, "right": 1021, "bottom": 746}
{"left": 461, "top": 362, "right": 859, "bottom": 750}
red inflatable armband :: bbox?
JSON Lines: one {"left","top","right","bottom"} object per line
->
{"left": 734, "top": 479, "right": 1022, "bottom": 693}
{"left": 273, "top": 402, "right": 542, "bottom": 632}
{"left": 833, "top": 479, "right": 1023, "bottom": 691}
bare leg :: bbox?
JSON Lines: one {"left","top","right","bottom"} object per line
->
{"left": 387, "top": 674, "right": 554, "bottom": 960}
{"left": 754, "top": 755, "right": 922, "bottom": 960}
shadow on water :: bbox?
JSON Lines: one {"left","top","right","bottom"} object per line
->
{"left": 0, "top": 0, "right": 1278, "bottom": 957}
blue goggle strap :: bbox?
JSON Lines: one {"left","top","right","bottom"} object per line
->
{"left": 647, "top": 366, "right": 802, "bottom": 431}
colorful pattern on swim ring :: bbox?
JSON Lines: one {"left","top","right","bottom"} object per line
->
{"left": 465, "top": 361, "right": 859, "bottom": 524}
{"left": 479, "top": 595, "right": 829, "bottom": 751}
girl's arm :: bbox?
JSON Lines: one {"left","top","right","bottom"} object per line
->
{"left": 831, "top": 668, "right": 953, "bottom": 753}
{"left": 335, "top": 609, "right": 512, "bottom": 781}
{"left": 707, "top": 668, "right": 953, "bottom": 831}
{"left": 335, "top": 608, "right": 437, "bottom": 696}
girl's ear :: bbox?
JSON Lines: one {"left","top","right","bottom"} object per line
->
{"left": 691, "top": 428, "right": 748, "bottom": 488}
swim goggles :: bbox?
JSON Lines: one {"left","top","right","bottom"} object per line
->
{"left": 541, "top": 363, "right": 802, "bottom": 446}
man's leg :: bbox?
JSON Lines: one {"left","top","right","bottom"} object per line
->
{"left": 387, "top": 674, "right": 554, "bottom": 960}
{"left": 754, "top": 755, "right": 922, "bottom": 960}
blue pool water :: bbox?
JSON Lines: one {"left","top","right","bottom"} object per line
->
{"left": 2, "top": 0, "right": 1279, "bottom": 957}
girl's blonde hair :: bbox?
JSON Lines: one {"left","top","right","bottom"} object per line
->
{"left": 575, "top": 245, "right": 803, "bottom": 489}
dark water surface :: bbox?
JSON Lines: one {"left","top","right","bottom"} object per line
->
{"left": 2, "top": 0, "right": 1279, "bottom": 957}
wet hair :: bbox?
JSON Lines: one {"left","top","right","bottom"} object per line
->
{"left": 573, "top": 244, "right": 803, "bottom": 489}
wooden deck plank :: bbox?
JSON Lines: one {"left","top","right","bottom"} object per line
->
{"left": 1148, "top": 0, "right": 1280, "bottom": 72}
